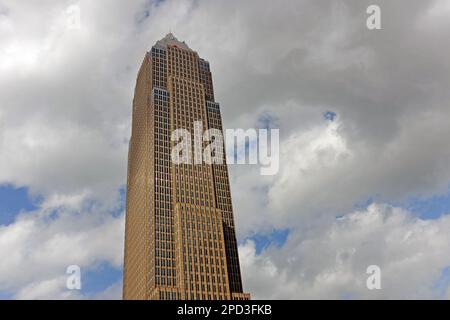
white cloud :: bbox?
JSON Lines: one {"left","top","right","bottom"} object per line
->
{"left": 14, "top": 276, "right": 82, "bottom": 300}
{"left": 240, "top": 203, "right": 450, "bottom": 299}
{"left": 0, "top": 200, "right": 124, "bottom": 298}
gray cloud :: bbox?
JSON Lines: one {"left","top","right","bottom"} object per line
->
{"left": 240, "top": 203, "right": 450, "bottom": 299}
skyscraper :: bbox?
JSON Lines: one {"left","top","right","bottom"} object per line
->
{"left": 123, "top": 33, "right": 250, "bottom": 300}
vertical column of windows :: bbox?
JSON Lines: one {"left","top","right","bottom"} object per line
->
{"left": 206, "top": 102, "right": 244, "bottom": 294}
{"left": 153, "top": 88, "right": 177, "bottom": 296}
{"left": 151, "top": 47, "right": 167, "bottom": 89}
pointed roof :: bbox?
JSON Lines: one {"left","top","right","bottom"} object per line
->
{"left": 154, "top": 33, "right": 192, "bottom": 51}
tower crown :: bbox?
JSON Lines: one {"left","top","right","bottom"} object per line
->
{"left": 154, "top": 32, "right": 192, "bottom": 51}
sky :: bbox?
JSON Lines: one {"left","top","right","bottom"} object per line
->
{"left": 1, "top": 0, "right": 450, "bottom": 299}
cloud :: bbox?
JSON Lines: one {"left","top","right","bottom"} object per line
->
{"left": 14, "top": 276, "right": 82, "bottom": 300}
{"left": 0, "top": 197, "right": 124, "bottom": 298}
{"left": 240, "top": 203, "right": 450, "bottom": 299}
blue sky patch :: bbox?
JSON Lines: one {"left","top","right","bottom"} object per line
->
{"left": 351, "top": 188, "right": 450, "bottom": 221}
{"left": 323, "top": 111, "right": 337, "bottom": 121}
{"left": 245, "top": 228, "right": 289, "bottom": 255}
{"left": 0, "top": 291, "right": 13, "bottom": 299}
{"left": 0, "top": 185, "right": 38, "bottom": 225}
{"left": 406, "top": 190, "right": 450, "bottom": 220}
{"left": 257, "top": 112, "right": 279, "bottom": 129}
{"left": 433, "top": 266, "right": 450, "bottom": 299}
{"left": 79, "top": 262, "right": 123, "bottom": 296}
{"left": 114, "top": 185, "right": 126, "bottom": 217}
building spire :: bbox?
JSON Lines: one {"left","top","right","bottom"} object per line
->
{"left": 154, "top": 32, "right": 192, "bottom": 51}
